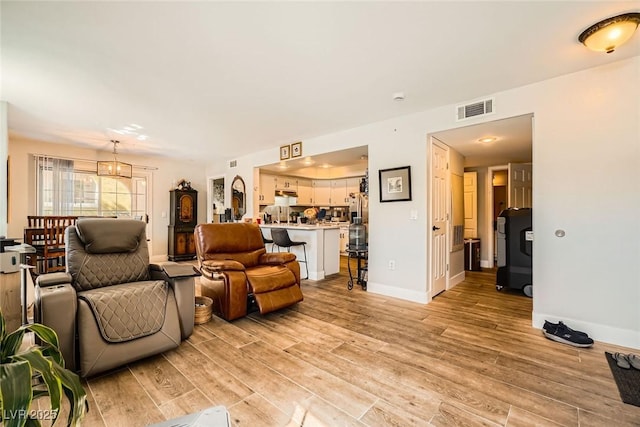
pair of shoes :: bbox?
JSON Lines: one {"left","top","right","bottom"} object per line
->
{"left": 613, "top": 353, "right": 640, "bottom": 370}
{"left": 542, "top": 320, "right": 594, "bottom": 348}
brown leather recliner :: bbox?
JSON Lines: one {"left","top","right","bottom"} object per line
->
{"left": 194, "top": 223, "right": 303, "bottom": 321}
{"left": 34, "top": 218, "right": 196, "bottom": 377}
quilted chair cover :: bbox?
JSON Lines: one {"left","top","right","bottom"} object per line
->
{"left": 64, "top": 219, "right": 182, "bottom": 376}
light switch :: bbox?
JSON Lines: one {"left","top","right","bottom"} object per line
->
{"left": 161, "top": 211, "right": 167, "bottom": 218}
{"left": 410, "top": 209, "right": 418, "bottom": 220}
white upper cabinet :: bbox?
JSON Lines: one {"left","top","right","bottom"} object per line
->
{"left": 313, "top": 180, "right": 331, "bottom": 206}
{"left": 297, "top": 178, "right": 313, "bottom": 205}
{"left": 275, "top": 176, "right": 297, "bottom": 191}
{"left": 259, "top": 174, "right": 276, "bottom": 205}
{"left": 346, "top": 177, "right": 362, "bottom": 197}
{"left": 330, "top": 179, "right": 348, "bottom": 205}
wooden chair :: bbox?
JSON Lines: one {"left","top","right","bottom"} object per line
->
{"left": 27, "top": 215, "right": 46, "bottom": 228}
{"left": 25, "top": 216, "right": 47, "bottom": 272}
{"left": 42, "top": 216, "right": 77, "bottom": 273}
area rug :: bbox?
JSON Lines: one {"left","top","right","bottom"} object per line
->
{"left": 605, "top": 352, "right": 640, "bottom": 407}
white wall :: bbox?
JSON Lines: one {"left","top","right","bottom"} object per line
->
{"left": 0, "top": 102, "right": 8, "bottom": 237}
{"left": 208, "top": 56, "right": 640, "bottom": 348}
{"left": 8, "top": 136, "right": 208, "bottom": 260}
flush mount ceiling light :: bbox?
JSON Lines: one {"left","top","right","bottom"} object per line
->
{"left": 478, "top": 137, "right": 496, "bottom": 143}
{"left": 579, "top": 12, "right": 640, "bottom": 53}
{"left": 392, "top": 92, "right": 405, "bottom": 101}
{"left": 97, "top": 140, "right": 132, "bottom": 178}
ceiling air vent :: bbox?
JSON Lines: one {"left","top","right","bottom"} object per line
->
{"left": 456, "top": 98, "right": 494, "bottom": 121}
{"left": 229, "top": 160, "right": 237, "bottom": 168}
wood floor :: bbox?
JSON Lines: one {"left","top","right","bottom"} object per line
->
{"left": 53, "top": 261, "right": 640, "bottom": 426}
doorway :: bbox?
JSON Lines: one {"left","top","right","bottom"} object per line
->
{"left": 208, "top": 176, "right": 225, "bottom": 222}
{"left": 428, "top": 113, "right": 533, "bottom": 299}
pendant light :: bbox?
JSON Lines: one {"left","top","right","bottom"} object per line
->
{"left": 97, "top": 140, "right": 132, "bottom": 178}
{"left": 579, "top": 12, "right": 640, "bottom": 53}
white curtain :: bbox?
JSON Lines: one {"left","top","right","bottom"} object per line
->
{"left": 35, "top": 155, "right": 75, "bottom": 215}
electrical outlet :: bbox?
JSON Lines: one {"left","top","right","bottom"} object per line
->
{"left": 388, "top": 260, "right": 396, "bottom": 270}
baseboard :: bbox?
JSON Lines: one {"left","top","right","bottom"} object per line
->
{"left": 480, "top": 260, "right": 492, "bottom": 268}
{"left": 449, "top": 271, "right": 465, "bottom": 289}
{"left": 307, "top": 270, "right": 325, "bottom": 281}
{"left": 366, "top": 281, "right": 429, "bottom": 304}
{"left": 151, "top": 254, "right": 169, "bottom": 263}
{"left": 533, "top": 312, "right": 640, "bottom": 350}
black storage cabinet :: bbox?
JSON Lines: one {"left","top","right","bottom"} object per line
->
{"left": 496, "top": 207, "right": 532, "bottom": 297}
{"left": 464, "top": 239, "right": 481, "bottom": 271}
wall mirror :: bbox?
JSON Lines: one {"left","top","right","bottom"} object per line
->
{"left": 231, "top": 175, "right": 245, "bottom": 219}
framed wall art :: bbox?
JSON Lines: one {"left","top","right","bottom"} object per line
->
{"left": 379, "top": 166, "right": 412, "bottom": 202}
{"left": 280, "top": 144, "right": 290, "bottom": 160}
{"left": 291, "top": 141, "right": 302, "bottom": 158}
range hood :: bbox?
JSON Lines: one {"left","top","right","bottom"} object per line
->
{"left": 274, "top": 190, "right": 298, "bottom": 207}
{"left": 275, "top": 190, "right": 298, "bottom": 198}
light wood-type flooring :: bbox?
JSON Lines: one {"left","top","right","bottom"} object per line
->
{"left": 45, "top": 260, "right": 640, "bottom": 426}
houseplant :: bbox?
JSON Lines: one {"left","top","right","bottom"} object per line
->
{"left": 0, "top": 310, "right": 86, "bottom": 427}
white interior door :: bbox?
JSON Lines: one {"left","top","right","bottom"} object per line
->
{"left": 508, "top": 163, "right": 532, "bottom": 208}
{"left": 431, "top": 140, "right": 448, "bottom": 297}
{"left": 463, "top": 171, "right": 478, "bottom": 238}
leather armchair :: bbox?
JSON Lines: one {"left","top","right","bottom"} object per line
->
{"left": 34, "top": 218, "right": 196, "bottom": 378}
{"left": 194, "top": 223, "right": 303, "bottom": 321}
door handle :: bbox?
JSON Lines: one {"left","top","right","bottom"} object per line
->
{"left": 432, "top": 226, "right": 440, "bottom": 231}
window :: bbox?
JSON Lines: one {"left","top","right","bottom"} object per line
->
{"left": 35, "top": 155, "right": 147, "bottom": 219}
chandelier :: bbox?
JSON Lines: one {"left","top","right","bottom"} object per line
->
{"left": 97, "top": 140, "right": 132, "bottom": 178}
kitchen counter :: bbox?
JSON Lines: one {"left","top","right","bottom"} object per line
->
{"left": 260, "top": 223, "right": 341, "bottom": 230}
{"left": 260, "top": 224, "right": 340, "bottom": 280}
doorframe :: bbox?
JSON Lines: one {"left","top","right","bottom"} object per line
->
{"left": 428, "top": 136, "right": 451, "bottom": 301}
{"left": 486, "top": 165, "right": 508, "bottom": 268}
{"left": 207, "top": 174, "right": 226, "bottom": 223}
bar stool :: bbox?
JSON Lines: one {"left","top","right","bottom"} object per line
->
{"left": 261, "top": 232, "right": 274, "bottom": 252}
{"left": 270, "top": 228, "right": 308, "bottom": 280}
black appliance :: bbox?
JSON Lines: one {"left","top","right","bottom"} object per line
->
{"left": 496, "top": 207, "right": 532, "bottom": 297}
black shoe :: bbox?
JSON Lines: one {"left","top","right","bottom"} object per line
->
{"left": 544, "top": 320, "right": 588, "bottom": 337}
{"left": 543, "top": 320, "right": 593, "bottom": 347}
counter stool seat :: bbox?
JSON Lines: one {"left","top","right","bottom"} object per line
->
{"left": 270, "top": 228, "right": 308, "bottom": 279}
{"left": 261, "top": 232, "right": 274, "bottom": 252}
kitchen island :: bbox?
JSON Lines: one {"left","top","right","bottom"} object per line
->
{"left": 260, "top": 223, "right": 340, "bottom": 280}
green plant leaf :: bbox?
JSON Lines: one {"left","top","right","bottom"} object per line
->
{"left": 1, "top": 329, "right": 25, "bottom": 362}
{"left": 12, "top": 348, "right": 62, "bottom": 425}
{"left": 52, "top": 362, "right": 87, "bottom": 426}
{"left": 0, "top": 360, "right": 33, "bottom": 427}
{"left": 0, "top": 309, "right": 6, "bottom": 342}
{"left": 23, "top": 324, "right": 63, "bottom": 367}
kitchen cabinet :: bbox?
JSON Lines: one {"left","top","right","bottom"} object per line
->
{"left": 313, "top": 180, "right": 331, "bottom": 206}
{"left": 297, "top": 178, "right": 313, "bottom": 205}
{"left": 331, "top": 179, "right": 353, "bottom": 205}
{"left": 339, "top": 226, "right": 350, "bottom": 255}
{"left": 346, "top": 177, "right": 362, "bottom": 197}
{"left": 259, "top": 174, "right": 276, "bottom": 205}
{"left": 275, "top": 176, "right": 297, "bottom": 191}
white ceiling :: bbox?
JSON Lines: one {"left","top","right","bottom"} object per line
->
{"left": 2, "top": 2, "right": 639, "bottom": 161}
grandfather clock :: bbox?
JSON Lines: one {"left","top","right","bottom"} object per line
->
{"left": 168, "top": 188, "right": 198, "bottom": 261}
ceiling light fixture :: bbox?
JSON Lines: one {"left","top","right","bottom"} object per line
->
{"left": 478, "top": 137, "right": 496, "bottom": 143}
{"left": 392, "top": 92, "right": 405, "bottom": 101}
{"left": 97, "top": 140, "right": 132, "bottom": 178}
{"left": 579, "top": 12, "right": 640, "bottom": 53}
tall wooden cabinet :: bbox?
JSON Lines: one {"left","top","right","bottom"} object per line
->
{"left": 168, "top": 189, "right": 198, "bottom": 261}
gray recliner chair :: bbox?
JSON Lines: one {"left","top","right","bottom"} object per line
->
{"left": 34, "top": 218, "right": 196, "bottom": 377}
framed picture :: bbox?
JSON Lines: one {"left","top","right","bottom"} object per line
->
{"left": 379, "top": 166, "right": 412, "bottom": 202}
{"left": 280, "top": 144, "right": 290, "bottom": 160}
{"left": 291, "top": 141, "right": 302, "bottom": 158}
